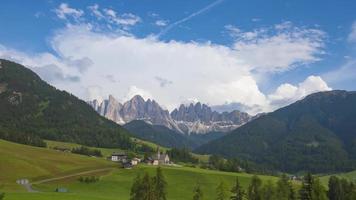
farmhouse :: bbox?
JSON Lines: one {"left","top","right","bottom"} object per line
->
{"left": 111, "top": 152, "right": 127, "bottom": 162}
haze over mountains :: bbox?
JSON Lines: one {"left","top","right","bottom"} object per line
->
{"left": 89, "top": 95, "right": 252, "bottom": 134}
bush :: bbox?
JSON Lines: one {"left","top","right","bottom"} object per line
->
{"left": 0, "top": 192, "right": 4, "bottom": 200}
{"left": 72, "top": 146, "right": 102, "bottom": 157}
{"left": 78, "top": 176, "right": 99, "bottom": 183}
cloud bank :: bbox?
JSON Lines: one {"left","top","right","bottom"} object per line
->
{"left": 0, "top": 4, "right": 331, "bottom": 115}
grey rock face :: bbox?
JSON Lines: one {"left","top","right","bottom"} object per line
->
{"left": 171, "top": 103, "right": 251, "bottom": 134}
{"left": 88, "top": 95, "right": 252, "bottom": 134}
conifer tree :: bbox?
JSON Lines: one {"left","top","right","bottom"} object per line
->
{"left": 261, "top": 180, "right": 275, "bottom": 200}
{"left": 247, "top": 175, "right": 262, "bottom": 200}
{"left": 0, "top": 192, "right": 4, "bottom": 200}
{"left": 193, "top": 182, "right": 204, "bottom": 200}
{"left": 231, "top": 177, "right": 245, "bottom": 200}
{"left": 276, "top": 174, "right": 295, "bottom": 200}
{"left": 153, "top": 167, "right": 168, "bottom": 200}
{"left": 130, "top": 174, "right": 143, "bottom": 200}
{"left": 312, "top": 177, "right": 327, "bottom": 200}
{"left": 299, "top": 173, "right": 327, "bottom": 200}
{"left": 328, "top": 176, "right": 342, "bottom": 200}
{"left": 141, "top": 172, "right": 155, "bottom": 200}
{"left": 299, "top": 173, "right": 313, "bottom": 200}
{"left": 216, "top": 181, "right": 229, "bottom": 200}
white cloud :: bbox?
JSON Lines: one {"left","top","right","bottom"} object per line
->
{"left": 0, "top": 22, "right": 327, "bottom": 115}
{"left": 88, "top": 4, "right": 104, "bottom": 19}
{"left": 348, "top": 22, "right": 356, "bottom": 42}
{"left": 55, "top": 3, "right": 83, "bottom": 21}
{"left": 125, "top": 86, "right": 153, "bottom": 101}
{"left": 228, "top": 22, "right": 325, "bottom": 72}
{"left": 268, "top": 76, "right": 331, "bottom": 109}
{"left": 155, "top": 20, "right": 168, "bottom": 27}
{"left": 103, "top": 8, "right": 141, "bottom": 26}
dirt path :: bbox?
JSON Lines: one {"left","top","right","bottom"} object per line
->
{"left": 21, "top": 167, "right": 115, "bottom": 192}
{"left": 23, "top": 183, "right": 38, "bottom": 193}
{"left": 32, "top": 167, "right": 115, "bottom": 185}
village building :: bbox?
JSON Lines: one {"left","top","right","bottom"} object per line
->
{"left": 147, "top": 150, "right": 170, "bottom": 165}
{"left": 131, "top": 158, "right": 141, "bottom": 166}
{"left": 110, "top": 152, "right": 127, "bottom": 162}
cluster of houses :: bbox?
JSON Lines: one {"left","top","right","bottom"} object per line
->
{"left": 110, "top": 149, "right": 171, "bottom": 169}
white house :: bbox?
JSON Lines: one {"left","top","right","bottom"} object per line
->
{"left": 111, "top": 152, "right": 127, "bottom": 162}
{"left": 131, "top": 158, "right": 141, "bottom": 166}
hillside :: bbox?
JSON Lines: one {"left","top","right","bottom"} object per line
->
{"left": 123, "top": 120, "right": 196, "bottom": 148}
{"left": 0, "top": 139, "right": 277, "bottom": 200}
{"left": 196, "top": 90, "right": 356, "bottom": 173}
{"left": 123, "top": 120, "right": 226, "bottom": 149}
{"left": 0, "top": 59, "right": 133, "bottom": 149}
{"left": 0, "top": 139, "right": 116, "bottom": 191}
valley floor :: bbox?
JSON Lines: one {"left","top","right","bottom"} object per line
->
{"left": 5, "top": 165, "right": 277, "bottom": 200}
{"left": 2, "top": 139, "right": 356, "bottom": 200}
{"left": 0, "top": 139, "right": 277, "bottom": 200}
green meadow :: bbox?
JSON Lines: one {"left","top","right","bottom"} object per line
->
{"left": 0, "top": 139, "right": 278, "bottom": 200}
{"left": 0, "top": 139, "right": 116, "bottom": 192}
{"left": 5, "top": 165, "right": 277, "bottom": 200}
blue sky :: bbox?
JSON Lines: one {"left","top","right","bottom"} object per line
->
{"left": 0, "top": 0, "right": 355, "bottom": 114}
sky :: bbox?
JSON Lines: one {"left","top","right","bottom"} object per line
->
{"left": 0, "top": 0, "right": 355, "bottom": 114}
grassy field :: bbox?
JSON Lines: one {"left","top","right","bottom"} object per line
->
{"left": 0, "top": 139, "right": 278, "bottom": 200}
{"left": 5, "top": 165, "right": 277, "bottom": 200}
{"left": 45, "top": 140, "right": 124, "bottom": 158}
{"left": 320, "top": 170, "right": 356, "bottom": 186}
{"left": 0, "top": 139, "right": 116, "bottom": 192}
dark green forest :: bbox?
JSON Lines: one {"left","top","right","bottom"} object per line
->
{"left": 196, "top": 90, "right": 356, "bottom": 173}
{"left": 0, "top": 59, "right": 133, "bottom": 149}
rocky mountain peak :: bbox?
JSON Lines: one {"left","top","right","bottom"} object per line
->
{"left": 89, "top": 95, "right": 252, "bottom": 134}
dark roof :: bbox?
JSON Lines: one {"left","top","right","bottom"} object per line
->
{"left": 112, "top": 152, "right": 127, "bottom": 156}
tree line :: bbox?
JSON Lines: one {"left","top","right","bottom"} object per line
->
{"left": 130, "top": 167, "right": 167, "bottom": 200}
{"left": 71, "top": 146, "right": 103, "bottom": 157}
{"left": 130, "top": 169, "right": 356, "bottom": 200}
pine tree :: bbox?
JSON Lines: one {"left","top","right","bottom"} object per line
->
{"left": 299, "top": 173, "right": 313, "bottom": 200}
{"left": 247, "top": 175, "right": 262, "bottom": 200}
{"left": 299, "top": 173, "right": 327, "bottom": 200}
{"left": 312, "top": 177, "right": 327, "bottom": 200}
{"left": 261, "top": 180, "right": 275, "bottom": 200}
{"left": 289, "top": 185, "right": 297, "bottom": 200}
{"left": 216, "top": 181, "right": 229, "bottom": 200}
{"left": 141, "top": 172, "right": 155, "bottom": 200}
{"left": 130, "top": 174, "right": 143, "bottom": 200}
{"left": 276, "top": 174, "right": 294, "bottom": 200}
{"left": 340, "top": 178, "right": 355, "bottom": 200}
{"left": 231, "top": 177, "right": 245, "bottom": 200}
{"left": 153, "top": 167, "right": 168, "bottom": 200}
{"left": 328, "top": 176, "right": 342, "bottom": 200}
{"left": 193, "top": 182, "right": 204, "bottom": 200}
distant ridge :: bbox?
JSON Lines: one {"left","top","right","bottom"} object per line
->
{"left": 89, "top": 95, "right": 252, "bottom": 134}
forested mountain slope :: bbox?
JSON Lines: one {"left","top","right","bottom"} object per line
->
{"left": 196, "top": 90, "right": 356, "bottom": 173}
{"left": 0, "top": 59, "right": 133, "bottom": 149}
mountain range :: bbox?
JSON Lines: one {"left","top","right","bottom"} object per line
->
{"left": 89, "top": 95, "right": 251, "bottom": 134}
{"left": 3, "top": 59, "right": 356, "bottom": 174}
{"left": 196, "top": 90, "right": 356, "bottom": 173}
